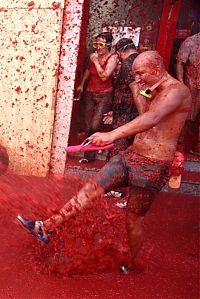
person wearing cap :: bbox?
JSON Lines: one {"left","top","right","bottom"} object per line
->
{"left": 103, "top": 38, "right": 140, "bottom": 198}
{"left": 77, "top": 32, "right": 119, "bottom": 163}
{"left": 107, "top": 38, "right": 141, "bottom": 158}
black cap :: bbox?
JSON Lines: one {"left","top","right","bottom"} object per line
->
{"left": 115, "top": 38, "right": 135, "bottom": 52}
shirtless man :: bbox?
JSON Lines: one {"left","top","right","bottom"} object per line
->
{"left": 17, "top": 51, "right": 191, "bottom": 272}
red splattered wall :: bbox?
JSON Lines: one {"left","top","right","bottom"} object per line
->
{"left": 86, "top": 0, "right": 163, "bottom": 50}
{"left": 0, "top": 1, "right": 87, "bottom": 177}
{"left": 0, "top": 1, "right": 65, "bottom": 176}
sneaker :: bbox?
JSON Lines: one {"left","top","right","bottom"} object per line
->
{"left": 116, "top": 201, "right": 127, "bottom": 209}
{"left": 16, "top": 215, "right": 49, "bottom": 244}
{"left": 119, "top": 264, "right": 129, "bottom": 275}
{"left": 79, "top": 158, "right": 89, "bottom": 164}
{"left": 189, "top": 148, "right": 200, "bottom": 156}
{"left": 104, "top": 190, "right": 124, "bottom": 198}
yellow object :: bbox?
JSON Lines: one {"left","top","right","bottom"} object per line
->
{"left": 139, "top": 90, "right": 152, "bottom": 99}
{"left": 168, "top": 175, "right": 182, "bottom": 189}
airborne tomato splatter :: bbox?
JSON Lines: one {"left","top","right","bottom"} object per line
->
{"left": 15, "top": 86, "right": 21, "bottom": 94}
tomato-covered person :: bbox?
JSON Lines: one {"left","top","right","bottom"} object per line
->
{"left": 77, "top": 32, "right": 118, "bottom": 163}
{"left": 106, "top": 38, "right": 140, "bottom": 158}
{"left": 17, "top": 51, "right": 191, "bottom": 273}
{"left": 103, "top": 38, "right": 140, "bottom": 198}
{"left": 176, "top": 32, "right": 200, "bottom": 155}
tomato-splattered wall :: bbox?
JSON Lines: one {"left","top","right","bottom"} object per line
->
{"left": 87, "top": 0, "right": 163, "bottom": 50}
{"left": 50, "top": 0, "right": 86, "bottom": 175}
{"left": 0, "top": 1, "right": 64, "bottom": 176}
{"left": 0, "top": 1, "right": 85, "bottom": 177}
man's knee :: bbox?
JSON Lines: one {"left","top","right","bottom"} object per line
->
{"left": 94, "top": 154, "right": 126, "bottom": 190}
{"left": 78, "top": 180, "right": 104, "bottom": 204}
{"left": 126, "top": 209, "right": 139, "bottom": 226}
{"left": 109, "top": 154, "right": 124, "bottom": 165}
{"left": 127, "top": 190, "right": 154, "bottom": 217}
{"left": 126, "top": 209, "right": 143, "bottom": 238}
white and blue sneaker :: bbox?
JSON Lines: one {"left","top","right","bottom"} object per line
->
{"left": 119, "top": 264, "right": 129, "bottom": 275}
{"left": 104, "top": 190, "right": 124, "bottom": 198}
{"left": 16, "top": 215, "right": 49, "bottom": 244}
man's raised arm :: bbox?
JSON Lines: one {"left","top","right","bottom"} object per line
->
{"left": 89, "top": 86, "right": 185, "bottom": 146}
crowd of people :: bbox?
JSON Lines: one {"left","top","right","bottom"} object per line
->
{"left": 77, "top": 31, "right": 199, "bottom": 163}
{"left": 16, "top": 29, "right": 199, "bottom": 274}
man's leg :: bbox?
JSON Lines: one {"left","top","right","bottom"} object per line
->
{"left": 44, "top": 154, "right": 128, "bottom": 231}
{"left": 84, "top": 92, "right": 95, "bottom": 135}
{"left": 44, "top": 181, "right": 104, "bottom": 230}
{"left": 126, "top": 187, "right": 154, "bottom": 270}
{"left": 16, "top": 180, "right": 104, "bottom": 244}
{"left": 81, "top": 92, "right": 95, "bottom": 162}
{"left": 190, "top": 109, "right": 200, "bottom": 155}
{"left": 187, "top": 87, "right": 200, "bottom": 153}
{"left": 84, "top": 92, "right": 112, "bottom": 162}
{"left": 91, "top": 92, "right": 112, "bottom": 132}
{"left": 17, "top": 154, "right": 128, "bottom": 243}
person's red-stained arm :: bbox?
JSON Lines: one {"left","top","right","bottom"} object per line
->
{"left": 77, "top": 68, "right": 90, "bottom": 93}
{"left": 89, "top": 86, "right": 187, "bottom": 146}
{"left": 176, "top": 38, "right": 190, "bottom": 84}
{"left": 176, "top": 60, "right": 185, "bottom": 84}
{"left": 129, "top": 81, "right": 147, "bottom": 114}
{"left": 90, "top": 53, "right": 119, "bottom": 81}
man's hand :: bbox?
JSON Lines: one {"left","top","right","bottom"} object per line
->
{"left": 90, "top": 53, "right": 99, "bottom": 63}
{"left": 77, "top": 85, "right": 83, "bottom": 93}
{"left": 103, "top": 111, "right": 113, "bottom": 124}
{"left": 88, "top": 131, "right": 115, "bottom": 146}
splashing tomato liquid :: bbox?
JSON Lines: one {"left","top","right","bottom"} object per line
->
{"left": 0, "top": 173, "right": 131, "bottom": 275}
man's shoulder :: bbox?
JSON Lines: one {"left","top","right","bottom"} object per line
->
{"left": 165, "top": 80, "right": 191, "bottom": 108}
{"left": 190, "top": 33, "right": 200, "bottom": 41}
{"left": 180, "top": 34, "right": 196, "bottom": 48}
{"left": 167, "top": 79, "right": 189, "bottom": 95}
{"left": 156, "top": 78, "right": 190, "bottom": 102}
{"left": 108, "top": 53, "right": 118, "bottom": 62}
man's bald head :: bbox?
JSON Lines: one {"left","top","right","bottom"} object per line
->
{"left": 133, "top": 50, "right": 165, "bottom": 71}
{"left": 132, "top": 51, "right": 166, "bottom": 85}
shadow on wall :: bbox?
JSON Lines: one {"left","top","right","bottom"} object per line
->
{"left": 0, "top": 145, "right": 9, "bottom": 175}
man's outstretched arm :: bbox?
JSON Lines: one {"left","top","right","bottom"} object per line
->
{"left": 89, "top": 86, "right": 185, "bottom": 146}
